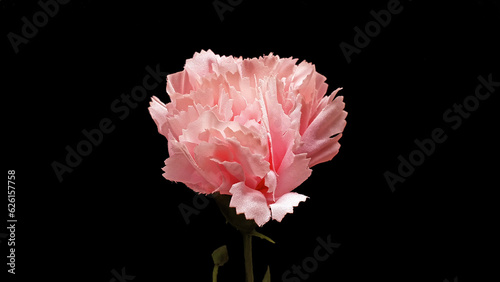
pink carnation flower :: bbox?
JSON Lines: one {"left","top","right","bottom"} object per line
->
{"left": 149, "top": 50, "right": 347, "bottom": 226}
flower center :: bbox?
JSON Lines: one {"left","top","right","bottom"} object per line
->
{"left": 256, "top": 178, "right": 268, "bottom": 193}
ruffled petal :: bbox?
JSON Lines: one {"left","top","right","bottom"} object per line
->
{"left": 148, "top": 96, "right": 170, "bottom": 137}
{"left": 270, "top": 192, "right": 308, "bottom": 222}
{"left": 229, "top": 182, "right": 271, "bottom": 226}
{"left": 226, "top": 138, "right": 270, "bottom": 188}
{"left": 297, "top": 92, "right": 347, "bottom": 167}
{"left": 275, "top": 150, "right": 312, "bottom": 198}
{"left": 162, "top": 141, "right": 215, "bottom": 194}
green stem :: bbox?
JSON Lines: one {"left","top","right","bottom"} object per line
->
{"left": 242, "top": 232, "right": 254, "bottom": 282}
{"left": 212, "top": 265, "right": 219, "bottom": 282}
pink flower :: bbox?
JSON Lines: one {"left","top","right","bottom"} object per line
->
{"left": 149, "top": 50, "right": 347, "bottom": 226}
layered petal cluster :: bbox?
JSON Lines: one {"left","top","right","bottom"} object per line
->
{"left": 149, "top": 50, "right": 347, "bottom": 226}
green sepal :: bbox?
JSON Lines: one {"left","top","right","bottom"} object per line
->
{"left": 213, "top": 193, "right": 257, "bottom": 234}
{"left": 212, "top": 245, "right": 229, "bottom": 266}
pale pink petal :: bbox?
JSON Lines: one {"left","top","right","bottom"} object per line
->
{"left": 270, "top": 192, "right": 308, "bottom": 222}
{"left": 216, "top": 161, "right": 245, "bottom": 187}
{"left": 178, "top": 111, "right": 223, "bottom": 144}
{"left": 304, "top": 133, "right": 342, "bottom": 167}
{"left": 240, "top": 58, "right": 268, "bottom": 85}
{"left": 272, "top": 57, "right": 298, "bottom": 80}
{"left": 226, "top": 138, "right": 270, "bottom": 188}
{"left": 216, "top": 89, "right": 233, "bottom": 121}
{"left": 161, "top": 105, "right": 199, "bottom": 141}
{"left": 166, "top": 71, "right": 193, "bottom": 95}
{"left": 213, "top": 54, "right": 240, "bottom": 75}
{"left": 193, "top": 142, "right": 241, "bottom": 193}
{"left": 234, "top": 99, "right": 262, "bottom": 127}
{"left": 162, "top": 142, "right": 215, "bottom": 194}
{"left": 223, "top": 126, "right": 268, "bottom": 157}
{"left": 229, "top": 182, "right": 271, "bottom": 226}
{"left": 292, "top": 61, "right": 314, "bottom": 83}
{"left": 258, "top": 76, "right": 297, "bottom": 171}
{"left": 184, "top": 50, "right": 219, "bottom": 84}
{"left": 228, "top": 86, "right": 248, "bottom": 117}
{"left": 275, "top": 150, "right": 312, "bottom": 198}
{"left": 148, "top": 96, "right": 170, "bottom": 137}
{"left": 296, "top": 71, "right": 317, "bottom": 103}
{"left": 313, "top": 73, "right": 329, "bottom": 102}
{"left": 297, "top": 93, "right": 347, "bottom": 166}
{"left": 264, "top": 170, "right": 277, "bottom": 195}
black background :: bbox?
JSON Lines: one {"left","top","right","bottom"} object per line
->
{"left": 2, "top": 0, "right": 499, "bottom": 281}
